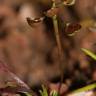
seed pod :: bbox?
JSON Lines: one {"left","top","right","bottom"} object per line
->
{"left": 65, "top": 22, "right": 81, "bottom": 36}
{"left": 26, "top": 17, "right": 44, "bottom": 27}
{"left": 63, "top": 0, "right": 76, "bottom": 6}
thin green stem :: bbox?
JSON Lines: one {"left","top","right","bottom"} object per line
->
{"left": 52, "top": 0, "right": 65, "bottom": 94}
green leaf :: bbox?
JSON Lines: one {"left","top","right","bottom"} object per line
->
{"left": 39, "top": 85, "right": 48, "bottom": 96}
{"left": 81, "top": 48, "right": 96, "bottom": 60}
{"left": 50, "top": 90, "right": 59, "bottom": 96}
{"left": 24, "top": 92, "right": 32, "bottom": 96}
{"left": 72, "top": 83, "right": 96, "bottom": 93}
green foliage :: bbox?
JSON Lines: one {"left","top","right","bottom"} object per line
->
{"left": 72, "top": 83, "right": 96, "bottom": 93}
{"left": 39, "top": 85, "right": 59, "bottom": 96}
{"left": 23, "top": 92, "right": 32, "bottom": 96}
{"left": 50, "top": 90, "right": 59, "bottom": 96}
{"left": 81, "top": 48, "right": 96, "bottom": 60}
{"left": 39, "top": 85, "right": 48, "bottom": 96}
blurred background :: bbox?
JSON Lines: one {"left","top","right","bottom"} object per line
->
{"left": 0, "top": 0, "right": 96, "bottom": 95}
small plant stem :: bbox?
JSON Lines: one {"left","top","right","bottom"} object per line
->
{"left": 52, "top": 0, "right": 65, "bottom": 94}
